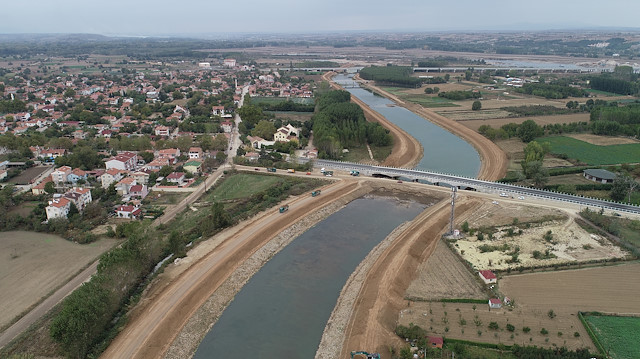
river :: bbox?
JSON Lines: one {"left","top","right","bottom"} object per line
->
{"left": 194, "top": 195, "right": 428, "bottom": 358}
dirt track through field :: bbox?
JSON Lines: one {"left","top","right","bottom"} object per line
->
{"left": 102, "top": 180, "right": 360, "bottom": 359}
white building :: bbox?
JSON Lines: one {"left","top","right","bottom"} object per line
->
{"left": 46, "top": 197, "right": 71, "bottom": 221}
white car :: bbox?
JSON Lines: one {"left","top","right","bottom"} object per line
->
{"left": 492, "top": 200, "right": 499, "bottom": 205}
{"left": 518, "top": 196, "right": 525, "bottom": 200}
{"left": 499, "top": 192, "right": 508, "bottom": 197}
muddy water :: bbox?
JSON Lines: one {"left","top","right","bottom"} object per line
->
{"left": 194, "top": 195, "right": 427, "bottom": 358}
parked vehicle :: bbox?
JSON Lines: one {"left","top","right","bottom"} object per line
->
{"left": 311, "top": 190, "right": 321, "bottom": 197}
{"left": 279, "top": 204, "right": 289, "bottom": 213}
{"left": 350, "top": 170, "right": 360, "bottom": 176}
{"left": 324, "top": 170, "right": 333, "bottom": 176}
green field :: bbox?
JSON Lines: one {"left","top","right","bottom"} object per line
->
{"left": 585, "top": 88, "right": 624, "bottom": 97}
{"left": 542, "top": 136, "right": 640, "bottom": 165}
{"left": 208, "top": 173, "right": 282, "bottom": 201}
{"left": 583, "top": 315, "right": 640, "bottom": 359}
{"left": 382, "top": 87, "right": 459, "bottom": 108}
{"left": 251, "top": 96, "right": 314, "bottom": 105}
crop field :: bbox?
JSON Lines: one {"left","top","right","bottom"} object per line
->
{"left": 0, "top": 231, "right": 118, "bottom": 328}
{"left": 405, "top": 240, "right": 486, "bottom": 301}
{"left": 583, "top": 314, "right": 640, "bottom": 359}
{"left": 7, "top": 166, "right": 50, "bottom": 185}
{"left": 459, "top": 113, "right": 589, "bottom": 132}
{"left": 542, "top": 136, "right": 640, "bottom": 165}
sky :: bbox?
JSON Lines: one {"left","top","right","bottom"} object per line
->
{"left": 2, "top": 0, "right": 639, "bottom": 36}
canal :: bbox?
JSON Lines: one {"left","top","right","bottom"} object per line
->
{"left": 194, "top": 195, "right": 429, "bottom": 358}
{"left": 334, "top": 73, "right": 481, "bottom": 178}
{"left": 194, "top": 72, "right": 480, "bottom": 358}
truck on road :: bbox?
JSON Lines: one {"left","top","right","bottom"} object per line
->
{"left": 287, "top": 169, "right": 295, "bottom": 173}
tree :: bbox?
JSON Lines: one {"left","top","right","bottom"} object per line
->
{"left": 516, "top": 119, "right": 543, "bottom": 143}
{"left": 472, "top": 100, "right": 482, "bottom": 111}
{"left": 44, "top": 181, "right": 56, "bottom": 194}
{"left": 611, "top": 174, "right": 639, "bottom": 202}
{"left": 212, "top": 134, "right": 228, "bottom": 151}
{"left": 252, "top": 120, "right": 276, "bottom": 140}
{"left": 139, "top": 151, "right": 154, "bottom": 164}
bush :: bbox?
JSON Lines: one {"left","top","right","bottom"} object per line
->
{"left": 472, "top": 100, "right": 482, "bottom": 111}
{"left": 523, "top": 326, "right": 531, "bottom": 333}
{"left": 540, "top": 328, "right": 549, "bottom": 335}
{"left": 506, "top": 323, "right": 515, "bottom": 332}
{"left": 548, "top": 309, "right": 556, "bottom": 319}
{"left": 488, "top": 322, "right": 499, "bottom": 330}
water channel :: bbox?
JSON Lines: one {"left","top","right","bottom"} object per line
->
{"left": 334, "top": 73, "right": 481, "bottom": 178}
{"left": 194, "top": 195, "right": 428, "bottom": 358}
{"left": 194, "top": 73, "right": 481, "bottom": 357}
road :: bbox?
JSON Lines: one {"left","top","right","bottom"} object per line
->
{"left": 311, "top": 159, "right": 640, "bottom": 215}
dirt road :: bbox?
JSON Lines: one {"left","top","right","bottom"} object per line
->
{"left": 102, "top": 180, "right": 361, "bottom": 359}
{"left": 338, "top": 195, "right": 481, "bottom": 357}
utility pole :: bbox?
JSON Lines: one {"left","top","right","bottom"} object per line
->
{"left": 448, "top": 187, "right": 457, "bottom": 236}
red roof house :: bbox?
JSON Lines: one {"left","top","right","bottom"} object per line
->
{"left": 479, "top": 270, "right": 497, "bottom": 284}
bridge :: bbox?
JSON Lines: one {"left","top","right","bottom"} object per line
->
{"left": 310, "top": 159, "right": 640, "bottom": 215}
{"left": 413, "top": 67, "right": 614, "bottom": 74}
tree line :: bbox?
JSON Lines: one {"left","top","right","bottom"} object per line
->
{"left": 312, "top": 90, "right": 392, "bottom": 159}
{"left": 358, "top": 66, "right": 422, "bottom": 88}
{"left": 515, "top": 82, "right": 587, "bottom": 99}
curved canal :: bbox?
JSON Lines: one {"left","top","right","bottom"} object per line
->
{"left": 334, "top": 73, "right": 481, "bottom": 178}
{"left": 194, "top": 195, "right": 428, "bottom": 358}
{"left": 194, "top": 73, "right": 481, "bottom": 358}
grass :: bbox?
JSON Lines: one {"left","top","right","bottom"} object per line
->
{"left": 207, "top": 173, "right": 282, "bottom": 201}
{"left": 250, "top": 96, "right": 314, "bottom": 105}
{"left": 143, "top": 192, "right": 188, "bottom": 206}
{"left": 340, "top": 146, "right": 373, "bottom": 163}
{"left": 542, "top": 136, "right": 640, "bottom": 165}
{"left": 585, "top": 88, "right": 624, "bottom": 97}
{"left": 583, "top": 315, "right": 640, "bottom": 359}
{"left": 381, "top": 87, "right": 459, "bottom": 108}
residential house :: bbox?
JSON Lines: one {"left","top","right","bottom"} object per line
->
{"left": 247, "top": 135, "right": 274, "bottom": 149}
{"left": 155, "top": 125, "right": 170, "bottom": 137}
{"left": 116, "top": 177, "right": 137, "bottom": 196}
{"left": 131, "top": 170, "right": 151, "bottom": 185}
{"left": 188, "top": 147, "right": 203, "bottom": 159}
{"left": 67, "top": 168, "right": 88, "bottom": 184}
{"left": 166, "top": 172, "right": 186, "bottom": 186}
{"left": 426, "top": 336, "right": 443, "bottom": 349}
{"left": 145, "top": 158, "right": 172, "bottom": 170}
{"left": 129, "top": 184, "right": 148, "bottom": 199}
{"left": 0, "top": 169, "right": 7, "bottom": 181}
{"left": 223, "top": 58, "right": 237, "bottom": 68}
{"left": 183, "top": 161, "right": 202, "bottom": 174}
{"left": 478, "top": 270, "right": 497, "bottom": 284}
{"left": 101, "top": 168, "right": 126, "bottom": 188}
{"left": 40, "top": 148, "right": 66, "bottom": 161}
{"left": 115, "top": 205, "right": 142, "bottom": 219}
{"left": 273, "top": 124, "right": 300, "bottom": 143}
{"left": 157, "top": 148, "right": 180, "bottom": 161}
{"left": 221, "top": 121, "right": 233, "bottom": 133}
{"left": 212, "top": 106, "right": 225, "bottom": 116}
{"left": 244, "top": 152, "right": 260, "bottom": 162}
{"left": 32, "top": 175, "right": 52, "bottom": 195}
{"left": 489, "top": 298, "right": 502, "bottom": 309}
{"left": 63, "top": 187, "right": 92, "bottom": 211}
{"left": 105, "top": 151, "right": 138, "bottom": 171}
{"left": 46, "top": 197, "right": 71, "bottom": 221}
{"left": 51, "top": 166, "right": 72, "bottom": 185}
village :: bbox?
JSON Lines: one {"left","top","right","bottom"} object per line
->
{"left": 0, "top": 55, "right": 317, "bottom": 226}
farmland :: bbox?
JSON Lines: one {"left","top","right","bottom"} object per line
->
{"left": 582, "top": 314, "right": 640, "bottom": 359}
{"left": 542, "top": 136, "right": 640, "bottom": 165}
{"left": 0, "top": 231, "right": 118, "bottom": 329}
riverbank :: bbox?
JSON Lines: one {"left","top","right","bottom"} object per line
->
{"left": 352, "top": 74, "right": 507, "bottom": 181}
